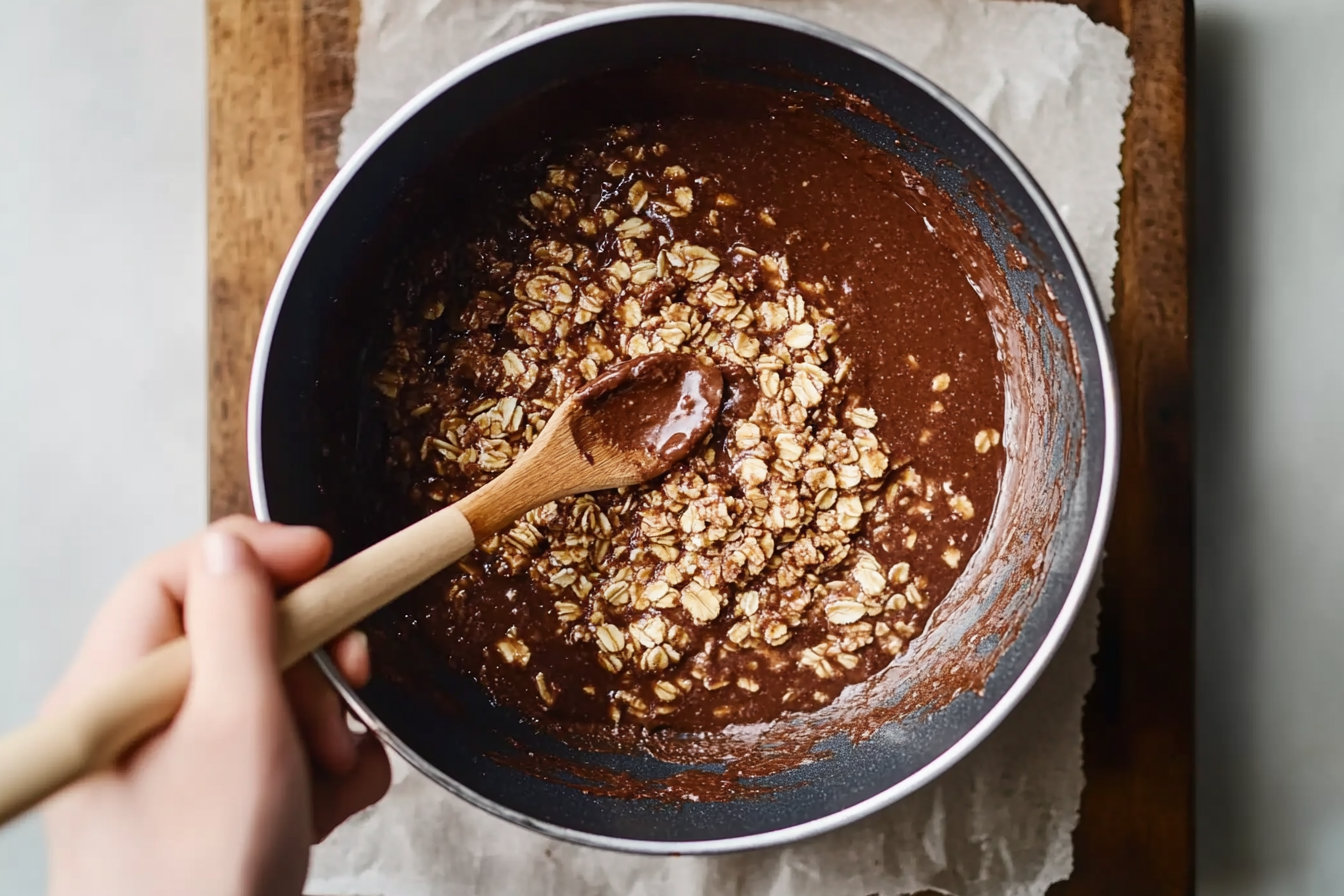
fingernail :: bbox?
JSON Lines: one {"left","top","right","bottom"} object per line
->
{"left": 202, "top": 530, "right": 246, "bottom": 575}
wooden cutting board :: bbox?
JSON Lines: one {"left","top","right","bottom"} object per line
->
{"left": 207, "top": 1, "right": 1191, "bottom": 892}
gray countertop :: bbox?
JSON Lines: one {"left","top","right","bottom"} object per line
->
{"left": 1, "top": 0, "right": 1340, "bottom": 892}
{"left": 1195, "top": 1, "right": 1344, "bottom": 892}
{"left": 0, "top": 2, "right": 205, "bottom": 892}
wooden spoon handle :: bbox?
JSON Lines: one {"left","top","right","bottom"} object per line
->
{"left": 0, "top": 506, "right": 477, "bottom": 827}
{"left": 0, "top": 638, "right": 192, "bottom": 827}
{"left": 274, "top": 506, "right": 476, "bottom": 666}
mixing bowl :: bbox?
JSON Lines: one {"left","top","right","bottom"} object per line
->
{"left": 248, "top": 2, "right": 1117, "bottom": 854}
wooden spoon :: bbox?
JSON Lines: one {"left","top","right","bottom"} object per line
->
{"left": 0, "top": 352, "right": 723, "bottom": 827}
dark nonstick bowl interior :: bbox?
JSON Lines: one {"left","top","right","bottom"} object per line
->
{"left": 249, "top": 5, "right": 1115, "bottom": 853}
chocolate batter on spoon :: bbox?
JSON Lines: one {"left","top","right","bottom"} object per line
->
{"left": 447, "top": 353, "right": 726, "bottom": 542}
{"left": 571, "top": 353, "right": 724, "bottom": 478}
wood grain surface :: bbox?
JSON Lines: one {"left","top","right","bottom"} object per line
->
{"left": 207, "top": 1, "right": 1192, "bottom": 892}
{"left": 1048, "top": 3, "right": 1193, "bottom": 895}
{"left": 208, "top": 0, "right": 358, "bottom": 519}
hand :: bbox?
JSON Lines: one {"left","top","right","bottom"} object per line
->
{"left": 43, "top": 516, "right": 392, "bottom": 896}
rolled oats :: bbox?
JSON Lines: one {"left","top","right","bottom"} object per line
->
{"left": 496, "top": 634, "right": 531, "bottom": 667}
{"left": 595, "top": 623, "right": 626, "bottom": 653}
{"left": 641, "top": 644, "right": 672, "bottom": 672}
{"left": 681, "top": 581, "right": 723, "bottom": 624}
{"left": 975, "top": 427, "right": 1002, "bottom": 454}
{"left": 783, "top": 322, "right": 815, "bottom": 349}
{"left": 824, "top": 601, "right": 867, "bottom": 625}
{"left": 535, "top": 673, "right": 556, "bottom": 707}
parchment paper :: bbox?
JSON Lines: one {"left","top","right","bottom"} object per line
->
{"left": 314, "top": 2, "right": 1132, "bottom": 893}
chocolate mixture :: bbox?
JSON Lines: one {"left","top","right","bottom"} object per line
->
{"left": 369, "top": 76, "right": 1005, "bottom": 737}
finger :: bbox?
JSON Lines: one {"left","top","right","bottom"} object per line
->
{"left": 131, "top": 516, "right": 333, "bottom": 600}
{"left": 285, "top": 657, "right": 358, "bottom": 776}
{"left": 57, "top": 575, "right": 184, "bottom": 692}
{"left": 311, "top": 735, "right": 393, "bottom": 842}
{"left": 283, "top": 630, "right": 371, "bottom": 776}
{"left": 330, "top": 630, "right": 372, "bottom": 688}
{"left": 181, "top": 530, "right": 283, "bottom": 711}
{"left": 61, "top": 519, "right": 332, "bottom": 688}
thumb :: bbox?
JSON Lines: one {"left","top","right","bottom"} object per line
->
{"left": 183, "top": 529, "right": 283, "bottom": 709}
